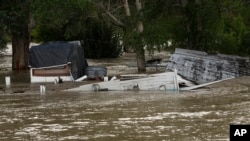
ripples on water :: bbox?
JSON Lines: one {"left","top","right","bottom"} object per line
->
{"left": 0, "top": 69, "right": 250, "bottom": 140}
{"left": 0, "top": 89, "right": 250, "bottom": 141}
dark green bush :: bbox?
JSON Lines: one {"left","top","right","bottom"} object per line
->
{"left": 0, "top": 13, "right": 7, "bottom": 51}
{"left": 83, "top": 20, "right": 122, "bottom": 58}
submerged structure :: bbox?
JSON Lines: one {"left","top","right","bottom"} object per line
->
{"left": 167, "top": 48, "right": 250, "bottom": 84}
{"left": 65, "top": 72, "right": 179, "bottom": 92}
{"left": 29, "top": 41, "right": 88, "bottom": 83}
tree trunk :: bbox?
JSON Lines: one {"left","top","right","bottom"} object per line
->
{"left": 135, "top": 45, "right": 146, "bottom": 72}
{"left": 124, "top": 0, "right": 131, "bottom": 16}
{"left": 12, "top": 24, "right": 30, "bottom": 70}
{"left": 135, "top": 0, "right": 146, "bottom": 72}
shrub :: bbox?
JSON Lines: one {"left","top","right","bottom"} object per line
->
{"left": 83, "top": 20, "right": 121, "bottom": 58}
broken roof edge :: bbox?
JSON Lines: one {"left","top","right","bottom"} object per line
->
{"left": 174, "top": 48, "right": 208, "bottom": 56}
{"left": 174, "top": 48, "right": 249, "bottom": 61}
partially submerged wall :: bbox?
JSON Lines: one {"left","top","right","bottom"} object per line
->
{"left": 166, "top": 48, "right": 250, "bottom": 84}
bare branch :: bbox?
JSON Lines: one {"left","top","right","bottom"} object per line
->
{"left": 111, "top": 5, "right": 124, "bottom": 14}
{"left": 90, "top": 0, "right": 126, "bottom": 28}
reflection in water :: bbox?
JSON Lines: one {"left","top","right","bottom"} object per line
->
{"left": 0, "top": 90, "right": 250, "bottom": 141}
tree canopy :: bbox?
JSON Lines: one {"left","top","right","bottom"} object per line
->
{"left": 169, "top": 0, "right": 250, "bottom": 55}
{"left": 1, "top": 0, "right": 250, "bottom": 70}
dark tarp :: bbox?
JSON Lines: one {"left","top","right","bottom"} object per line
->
{"left": 29, "top": 41, "right": 88, "bottom": 80}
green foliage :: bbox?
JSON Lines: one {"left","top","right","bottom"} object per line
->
{"left": 8, "top": 0, "right": 250, "bottom": 59}
{"left": 170, "top": 0, "right": 222, "bottom": 51}
{"left": 0, "top": 0, "right": 31, "bottom": 39}
{"left": 31, "top": 0, "right": 121, "bottom": 58}
{"left": 4, "top": 0, "right": 30, "bottom": 36}
{"left": 164, "top": 0, "right": 250, "bottom": 56}
{"left": 83, "top": 19, "right": 122, "bottom": 58}
{"left": 31, "top": 24, "right": 67, "bottom": 42}
{"left": 0, "top": 0, "right": 30, "bottom": 52}
{"left": 31, "top": 0, "right": 91, "bottom": 41}
{"left": 216, "top": 0, "right": 246, "bottom": 55}
{"left": 143, "top": 0, "right": 178, "bottom": 52}
{"left": 240, "top": 31, "right": 250, "bottom": 55}
{"left": 0, "top": 12, "right": 7, "bottom": 50}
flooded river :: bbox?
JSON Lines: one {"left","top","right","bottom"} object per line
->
{"left": 1, "top": 54, "right": 250, "bottom": 141}
{"left": 0, "top": 78, "right": 250, "bottom": 141}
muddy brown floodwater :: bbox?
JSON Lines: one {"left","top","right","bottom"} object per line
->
{"left": 0, "top": 76, "right": 250, "bottom": 141}
{"left": 0, "top": 53, "right": 250, "bottom": 141}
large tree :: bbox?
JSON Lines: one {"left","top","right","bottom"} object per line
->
{"left": 0, "top": 0, "right": 32, "bottom": 70}
{"left": 89, "top": 0, "right": 176, "bottom": 72}
{"left": 89, "top": 0, "right": 146, "bottom": 71}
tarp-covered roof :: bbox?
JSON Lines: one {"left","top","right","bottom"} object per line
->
{"left": 29, "top": 41, "right": 88, "bottom": 80}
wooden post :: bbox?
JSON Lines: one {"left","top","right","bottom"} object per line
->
{"left": 5, "top": 76, "right": 11, "bottom": 88}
